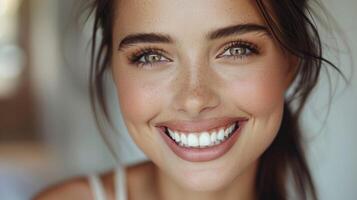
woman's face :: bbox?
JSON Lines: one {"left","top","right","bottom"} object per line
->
{"left": 112, "top": 0, "right": 295, "bottom": 191}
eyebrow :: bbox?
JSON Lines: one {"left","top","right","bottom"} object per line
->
{"left": 207, "top": 23, "right": 270, "bottom": 40}
{"left": 118, "top": 33, "right": 173, "bottom": 50}
{"left": 117, "top": 23, "right": 269, "bottom": 50}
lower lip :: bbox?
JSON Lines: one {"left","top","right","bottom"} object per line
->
{"left": 157, "top": 122, "right": 246, "bottom": 162}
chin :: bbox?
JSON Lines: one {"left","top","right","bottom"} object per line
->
{"left": 180, "top": 173, "right": 231, "bottom": 191}
{"left": 170, "top": 161, "right": 242, "bottom": 192}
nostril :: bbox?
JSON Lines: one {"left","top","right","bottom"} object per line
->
{"left": 172, "top": 85, "right": 221, "bottom": 117}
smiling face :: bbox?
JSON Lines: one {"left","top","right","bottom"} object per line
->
{"left": 111, "top": 0, "right": 296, "bottom": 192}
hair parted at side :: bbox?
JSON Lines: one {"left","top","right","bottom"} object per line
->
{"left": 87, "top": 0, "right": 345, "bottom": 199}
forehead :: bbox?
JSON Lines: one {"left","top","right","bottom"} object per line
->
{"left": 114, "top": 0, "right": 264, "bottom": 39}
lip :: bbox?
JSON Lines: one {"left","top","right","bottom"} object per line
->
{"left": 156, "top": 118, "right": 248, "bottom": 162}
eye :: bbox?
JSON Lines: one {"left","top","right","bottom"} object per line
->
{"left": 217, "top": 40, "right": 259, "bottom": 59}
{"left": 139, "top": 53, "right": 165, "bottom": 63}
{"left": 129, "top": 48, "right": 172, "bottom": 68}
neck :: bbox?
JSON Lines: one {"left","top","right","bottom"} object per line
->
{"left": 154, "top": 161, "right": 258, "bottom": 200}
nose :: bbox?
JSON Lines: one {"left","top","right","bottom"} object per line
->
{"left": 172, "top": 64, "right": 221, "bottom": 118}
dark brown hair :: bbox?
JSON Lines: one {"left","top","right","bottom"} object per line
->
{"left": 88, "top": 0, "right": 345, "bottom": 199}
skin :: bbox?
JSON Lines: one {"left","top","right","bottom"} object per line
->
{"left": 112, "top": 0, "right": 296, "bottom": 200}
{"left": 34, "top": 0, "right": 297, "bottom": 199}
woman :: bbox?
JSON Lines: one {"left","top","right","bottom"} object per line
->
{"left": 35, "top": 0, "right": 344, "bottom": 199}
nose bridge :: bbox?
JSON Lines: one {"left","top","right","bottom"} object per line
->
{"left": 187, "top": 65, "right": 210, "bottom": 96}
{"left": 173, "top": 60, "right": 220, "bottom": 117}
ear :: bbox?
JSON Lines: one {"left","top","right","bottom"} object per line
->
{"left": 284, "top": 55, "right": 300, "bottom": 90}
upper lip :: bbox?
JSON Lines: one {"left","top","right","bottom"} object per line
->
{"left": 155, "top": 117, "right": 249, "bottom": 133}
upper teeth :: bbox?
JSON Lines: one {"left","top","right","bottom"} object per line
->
{"left": 166, "top": 122, "right": 237, "bottom": 148}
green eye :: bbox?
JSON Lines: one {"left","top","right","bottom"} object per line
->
{"left": 226, "top": 46, "right": 252, "bottom": 57}
{"left": 140, "top": 53, "right": 164, "bottom": 63}
{"left": 129, "top": 48, "right": 172, "bottom": 68}
{"left": 218, "top": 41, "right": 259, "bottom": 59}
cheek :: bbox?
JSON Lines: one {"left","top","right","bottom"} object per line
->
{"left": 225, "top": 62, "right": 289, "bottom": 169}
{"left": 116, "top": 73, "right": 162, "bottom": 124}
{"left": 117, "top": 78, "right": 143, "bottom": 121}
{"left": 229, "top": 68, "right": 287, "bottom": 116}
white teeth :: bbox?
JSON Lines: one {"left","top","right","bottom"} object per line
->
{"left": 217, "top": 129, "right": 225, "bottom": 141}
{"left": 224, "top": 129, "right": 229, "bottom": 138}
{"left": 229, "top": 123, "right": 235, "bottom": 132}
{"left": 199, "top": 132, "right": 211, "bottom": 147}
{"left": 187, "top": 134, "right": 199, "bottom": 147}
{"left": 225, "top": 123, "right": 236, "bottom": 138}
{"left": 210, "top": 132, "right": 217, "bottom": 145}
{"left": 174, "top": 132, "right": 181, "bottom": 143}
{"left": 180, "top": 134, "right": 187, "bottom": 146}
{"left": 168, "top": 129, "right": 175, "bottom": 138}
{"left": 166, "top": 122, "right": 238, "bottom": 148}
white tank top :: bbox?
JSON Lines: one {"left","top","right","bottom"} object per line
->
{"left": 88, "top": 166, "right": 127, "bottom": 200}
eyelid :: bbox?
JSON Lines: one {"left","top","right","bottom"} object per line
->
{"left": 129, "top": 47, "right": 173, "bottom": 64}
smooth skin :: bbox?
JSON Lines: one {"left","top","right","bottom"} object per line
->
{"left": 35, "top": 0, "right": 297, "bottom": 199}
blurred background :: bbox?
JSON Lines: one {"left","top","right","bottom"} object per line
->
{"left": 0, "top": 0, "right": 356, "bottom": 199}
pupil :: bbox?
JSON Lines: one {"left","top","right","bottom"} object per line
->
{"left": 230, "top": 47, "right": 245, "bottom": 55}
{"left": 147, "top": 54, "right": 160, "bottom": 62}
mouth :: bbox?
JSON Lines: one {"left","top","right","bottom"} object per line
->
{"left": 156, "top": 118, "right": 248, "bottom": 162}
{"left": 164, "top": 121, "right": 239, "bottom": 148}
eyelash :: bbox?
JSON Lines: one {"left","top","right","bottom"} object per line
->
{"left": 128, "top": 40, "right": 260, "bottom": 68}
{"left": 128, "top": 47, "right": 170, "bottom": 68}
{"left": 218, "top": 40, "right": 260, "bottom": 59}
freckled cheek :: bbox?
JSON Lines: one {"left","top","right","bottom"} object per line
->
{"left": 115, "top": 75, "right": 164, "bottom": 125}
{"left": 229, "top": 71, "right": 286, "bottom": 116}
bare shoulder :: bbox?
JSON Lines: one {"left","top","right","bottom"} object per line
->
{"left": 32, "top": 176, "right": 93, "bottom": 200}
{"left": 32, "top": 163, "right": 155, "bottom": 200}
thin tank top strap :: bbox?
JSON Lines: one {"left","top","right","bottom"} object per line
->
{"left": 88, "top": 174, "right": 108, "bottom": 200}
{"left": 115, "top": 165, "right": 127, "bottom": 200}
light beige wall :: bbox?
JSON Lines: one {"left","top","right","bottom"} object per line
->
{"left": 305, "top": 0, "right": 357, "bottom": 199}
